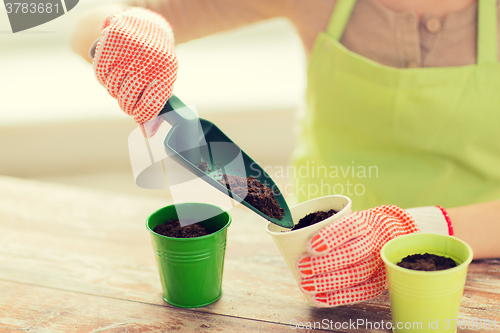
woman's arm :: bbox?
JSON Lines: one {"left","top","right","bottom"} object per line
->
{"left": 129, "top": 0, "right": 288, "bottom": 44}
{"left": 71, "top": 0, "right": 288, "bottom": 63}
{"left": 447, "top": 200, "right": 500, "bottom": 259}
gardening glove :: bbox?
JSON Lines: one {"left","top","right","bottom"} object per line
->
{"left": 92, "top": 7, "right": 177, "bottom": 136}
{"left": 296, "top": 205, "right": 453, "bottom": 307}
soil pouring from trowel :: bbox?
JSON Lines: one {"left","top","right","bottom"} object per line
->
{"left": 158, "top": 96, "right": 355, "bottom": 305}
{"left": 158, "top": 95, "right": 293, "bottom": 228}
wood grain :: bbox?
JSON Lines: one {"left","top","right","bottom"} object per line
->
{"left": 0, "top": 176, "right": 498, "bottom": 332}
{"left": 0, "top": 280, "right": 295, "bottom": 333}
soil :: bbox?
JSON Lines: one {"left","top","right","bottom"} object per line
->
{"left": 197, "top": 162, "right": 210, "bottom": 172}
{"left": 291, "top": 209, "right": 337, "bottom": 230}
{"left": 397, "top": 253, "right": 457, "bottom": 271}
{"left": 218, "top": 174, "right": 284, "bottom": 220}
{"left": 153, "top": 219, "right": 212, "bottom": 238}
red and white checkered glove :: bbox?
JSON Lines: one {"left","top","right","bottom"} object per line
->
{"left": 296, "top": 205, "right": 419, "bottom": 307}
{"left": 92, "top": 7, "right": 177, "bottom": 126}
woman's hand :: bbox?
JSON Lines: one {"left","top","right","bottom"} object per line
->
{"left": 92, "top": 7, "right": 178, "bottom": 125}
{"left": 296, "top": 205, "right": 419, "bottom": 307}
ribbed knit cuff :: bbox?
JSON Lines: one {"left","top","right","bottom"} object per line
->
{"left": 405, "top": 206, "right": 453, "bottom": 236}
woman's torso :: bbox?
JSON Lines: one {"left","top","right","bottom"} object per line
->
{"left": 291, "top": 0, "right": 500, "bottom": 210}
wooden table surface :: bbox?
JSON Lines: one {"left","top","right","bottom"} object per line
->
{"left": 0, "top": 176, "right": 499, "bottom": 333}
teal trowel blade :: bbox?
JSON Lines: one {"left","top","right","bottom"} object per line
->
{"left": 160, "top": 99, "right": 293, "bottom": 228}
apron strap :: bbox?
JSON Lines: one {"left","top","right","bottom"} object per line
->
{"left": 477, "top": 0, "right": 498, "bottom": 64}
{"left": 326, "top": 0, "right": 358, "bottom": 40}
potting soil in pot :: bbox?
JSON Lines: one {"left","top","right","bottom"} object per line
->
{"left": 218, "top": 174, "right": 284, "bottom": 220}
{"left": 291, "top": 209, "right": 337, "bottom": 231}
{"left": 153, "top": 219, "right": 212, "bottom": 238}
{"left": 397, "top": 253, "right": 457, "bottom": 271}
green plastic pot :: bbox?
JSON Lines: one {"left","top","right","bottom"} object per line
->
{"left": 146, "top": 203, "right": 231, "bottom": 308}
{"left": 381, "top": 233, "right": 473, "bottom": 333}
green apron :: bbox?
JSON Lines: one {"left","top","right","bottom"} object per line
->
{"left": 292, "top": 0, "right": 500, "bottom": 210}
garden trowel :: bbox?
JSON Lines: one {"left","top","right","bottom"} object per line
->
{"left": 158, "top": 95, "right": 293, "bottom": 228}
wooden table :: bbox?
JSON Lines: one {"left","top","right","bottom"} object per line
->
{"left": 0, "top": 176, "right": 498, "bottom": 332}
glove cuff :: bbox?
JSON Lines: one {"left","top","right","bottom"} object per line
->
{"left": 405, "top": 206, "right": 454, "bottom": 236}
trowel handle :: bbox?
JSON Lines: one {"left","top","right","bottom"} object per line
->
{"left": 159, "top": 95, "right": 201, "bottom": 165}
{"left": 158, "top": 95, "right": 197, "bottom": 124}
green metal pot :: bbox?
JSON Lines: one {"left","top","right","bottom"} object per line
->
{"left": 146, "top": 203, "right": 231, "bottom": 308}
